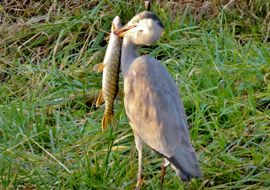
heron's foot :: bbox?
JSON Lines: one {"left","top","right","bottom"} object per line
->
{"left": 135, "top": 176, "right": 143, "bottom": 190}
{"left": 160, "top": 159, "right": 170, "bottom": 189}
{"left": 160, "top": 165, "right": 166, "bottom": 189}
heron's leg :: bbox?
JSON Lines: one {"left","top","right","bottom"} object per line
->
{"left": 160, "top": 159, "right": 170, "bottom": 189}
{"left": 134, "top": 131, "right": 143, "bottom": 190}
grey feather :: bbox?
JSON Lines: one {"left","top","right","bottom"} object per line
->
{"left": 118, "top": 12, "right": 201, "bottom": 186}
{"left": 124, "top": 56, "right": 201, "bottom": 180}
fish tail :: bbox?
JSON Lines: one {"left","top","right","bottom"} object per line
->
{"left": 101, "top": 111, "right": 116, "bottom": 131}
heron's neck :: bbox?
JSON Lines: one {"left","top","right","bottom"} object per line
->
{"left": 121, "top": 37, "right": 139, "bottom": 76}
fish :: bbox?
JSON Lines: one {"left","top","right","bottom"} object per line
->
{"left": 93, "top": 16, "right": 122, "bottom": 131}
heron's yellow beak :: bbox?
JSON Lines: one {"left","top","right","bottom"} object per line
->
{"left": 114, "top": 24, "right": 137, "bottom": 38}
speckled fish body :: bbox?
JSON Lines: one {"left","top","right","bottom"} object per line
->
{"left": 99, "top": 16, "right": 122, "bottom": 130}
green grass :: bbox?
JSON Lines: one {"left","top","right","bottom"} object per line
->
{"left": 0, "top": 0, "right": 270, "bottom": 189}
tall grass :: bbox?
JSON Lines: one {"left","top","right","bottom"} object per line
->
{"left": 0, "top": 0, "right": 269, "bottom": 189}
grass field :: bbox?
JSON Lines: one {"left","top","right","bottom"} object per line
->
{"left": 0, "top": 1, "right": 270, "bottom": 189}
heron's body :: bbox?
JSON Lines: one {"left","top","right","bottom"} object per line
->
{"left": 115, "top": 11, "right": 201, "bottom": 188}
{"left": 124, "top": 56, "right": 189, "bottom": 158}
{"left": 95, "top": 16, "right": 122, "bottom": 130}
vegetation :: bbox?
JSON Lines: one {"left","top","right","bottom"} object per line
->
{"left": 0, "top": 0, "right": 269, "bottom": 189}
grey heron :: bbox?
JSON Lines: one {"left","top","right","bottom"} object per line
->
{"left": 115, "top": 11, "right": 201, "bottom": 189}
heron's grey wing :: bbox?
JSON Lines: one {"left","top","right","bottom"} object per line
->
{"left": 124, "top": 56, "right": 201, "bottom": 178}
{"left": 124, "top": 56, "right": 189, "bottom": 155}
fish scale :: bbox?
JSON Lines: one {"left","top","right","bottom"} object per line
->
{"left": 94, "top": 16, "right": 122, "bottom": 130}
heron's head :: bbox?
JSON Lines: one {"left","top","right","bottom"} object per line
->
{"left": 115, "top": 11, "right": 164, "bottom": 46}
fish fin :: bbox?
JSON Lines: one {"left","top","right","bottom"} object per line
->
{"left": 101, "top": 113, "right": 116, "bottom": 131}
{"left": 95, "top": 91, "right": 104, "bottom": 107}
{"left": 93, "top": 63, "right": 105, "bottom": 73}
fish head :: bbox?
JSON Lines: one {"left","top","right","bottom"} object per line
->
{"left": 111, "top": 16, "right": 122, "bottom": 32}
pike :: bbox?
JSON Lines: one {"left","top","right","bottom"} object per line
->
{"left": 93, "top": 16, "right": 122, "bottom": 131}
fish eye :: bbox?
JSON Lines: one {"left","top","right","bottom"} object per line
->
{"left": 133, "top": 20, "right": 139, "bottom": 24}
